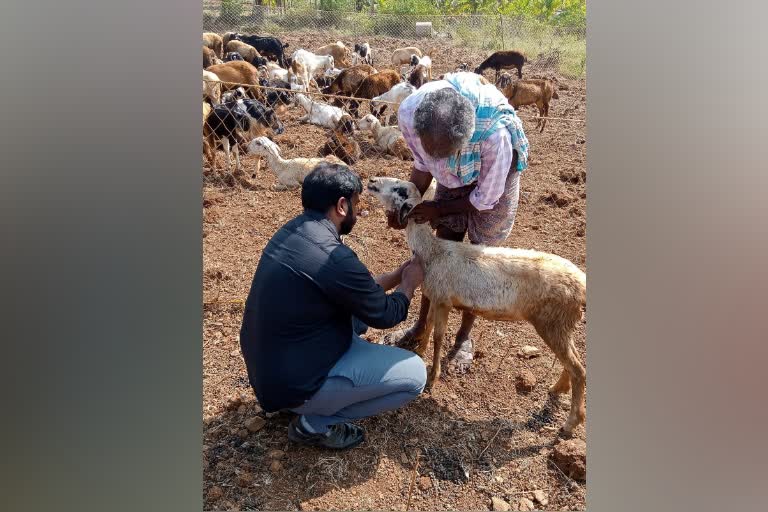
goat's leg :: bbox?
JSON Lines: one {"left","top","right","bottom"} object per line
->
{"left": 550, "top": 368, "right": 571, "bottom": 394}
{"left": 446, "top": 311, "right": 477, "bottom": 373}
{"left": 414, "top": 300, "right": 436, "bottom": 358}
{"left": 547, "top": 336, "right": 586, "bottom": 436}
{"left": 541, "top": 102, "right": 549, "bottom": 133}
{"left": 398, "top": 294, "right": 430, "bottom": 351}
{"left": 222, "top": 138, "right": 232, "bottom": 173}
{"left": 426, "top": 303, "right": 451, "bottom": 391}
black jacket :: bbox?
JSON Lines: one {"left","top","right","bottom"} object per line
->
{"left": 239, "top": 210, "right": 411, "bottom": 412}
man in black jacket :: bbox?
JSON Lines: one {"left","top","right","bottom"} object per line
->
{"left": 240, "top": 163, "right": 426, "bottom": 450}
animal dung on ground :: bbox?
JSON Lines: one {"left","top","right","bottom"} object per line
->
{"left": 517, "top": 345, "right": 541, "bottom": 359}
{"left": 244, "top": 416, "right": 266, "bottom": 432}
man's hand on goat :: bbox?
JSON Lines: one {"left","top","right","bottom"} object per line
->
{"left": 408, "top": 201, "right": 441, "bottom": 224}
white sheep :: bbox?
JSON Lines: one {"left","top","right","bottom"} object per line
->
{"left": 294, "top": 93, "right": 344, "bottom": 129}
{"left": 291, "top": 49, "right": 335, "bottom": 89}
{"left": 203, "top": 70, "right": 222, "bottom": 104}
{"left": 356, "top": 114, "right": 412, "bottom": 160}
{"left": 371, "top": 82, "right": 416, "bottom": 120}
{"left": 246, "top": 137, "right": 345, "bottom": 190}
{"left": 366, "top": 177, "right": 587, "bottom": 437}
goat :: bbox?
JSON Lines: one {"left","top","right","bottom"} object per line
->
{"left": 371, "top": 82, "right": 416, "bottom": 120}
{"left": 474, "top": 50, "right": 527, "bottom": 81}
{"left": 291, "top": 49, "right": 334, "bottom": 89}
{"left": 259, "top": 78, "right": 292, "bottom": 115}
{"left": 262, "top": 61, "right": 289, "bottom": 82}
{"left": 203, "top": 46, "right": 222, "bottom": 68}
{"left": 324, "top": 64, "right": 377, "bottom": 97}
{"left": 233, "top": 34, "right": 289, "bottom": 67}
{"left": 353, "top": 42, "right": 373, "bottom": 66}
{"left": 205, "top": 61, "right": 264, "bottom": 101}
{"left": 225, "top": 40, "right": 267, "bottom": 68}
{"left": 408, "top": 64, "right": 429, "bottom": 89}
{"left": 203, "top": 32, "right": 224, "bottom": 59}
{"left": 294, "top": 93, "right": 344, "bottom": 129}
{"left": 246, "top": 137, "right": 345, "bottom": 190}
{"left": 410, "top": 54, "right": 433, "bottom": 81}
{"left": 203, "top": 70, "right": 222, "bottom": 104}
{"left": 366, "top": 177, "right": 587, "bottom": 436}
{"left": 220, "top": 86, "right": 248, "bottom": 104}
{"left": 316, "top": 41, "right": 352, "bottom": 68}
{"left": 203, "top": 99, "right": 284, "bottom": 174}
{"left": 222, "top": 32, "right": 239, "bottom": 49}
{"left": 224, "top": 51, "right": 244, "bottom": 62}
{"left": 319, "top": 114, "right": 361, "bottom": 165}
{"left": 498, "top": 78, "right": 559, "bottom": 132}
{"left": 350, "top": 69, "right": 401, "bottom": 118}
{"left": 356, "top": 114, "right": 412, "bottom": 160}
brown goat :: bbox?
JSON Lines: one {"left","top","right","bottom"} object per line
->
{"left": 319, "top": 115, "right": 361, "bottom": 165}
{"left": 203, "top": 32, "right": 224, "bottom": 59}
{"left": 350, "top": 69, "right": 402, "bottom": 118}
{"left": 316, "top": 41, "right": 352, "bottom": 68}
{"left": 205, "top": 61, "right": 264, "bottom": 102}
{"left": 325, "top": 64, "right": 377, "bottom": 96}
{"left": 499, "top": 78, "right": 559, "bottom": 132}
{"left": 408, "top": 64, "right": 429, "bottom": 88}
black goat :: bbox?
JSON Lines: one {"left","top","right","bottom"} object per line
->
{"left": 233, "top": 34, "right": 289, "bottom": 67}
{"left": 474, "top": 50, "right": 527, "bottom": 81}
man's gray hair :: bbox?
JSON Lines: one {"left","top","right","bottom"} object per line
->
{"left": 413, "top": 88, "right": 475, "bottom": 155}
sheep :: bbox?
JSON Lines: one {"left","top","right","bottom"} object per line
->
{"left": 410, "top": 54, "right": 433, "bottom": 81}
{"left": 203, "top": 99, "right": 284, "bottom": 174}
{"left": 474, "top": 50, "right": 528, "bottom": 81}
{"left": 205, "top": 61, "right": 263, "bottom": 101}
{"left": 371, "top": 82, "right": 416, "bottom": 120}
{"left": 316, "top": 41, "right": 352, "bottom": 68}
{"left": 290, "top": 49, "right": 335, "bottom": 89}
{"left": 498, "top": 78, "right": 559, "bottom": 132}
{"left": 350, "top": 69, "right": 402, "bottom": 118}
{"left": 319, "top": 114, "right": 361, "bottom": 165}
{"left": 353, "top": 42, "right": 373, "bottom": 66}
{"left": 224, "top": 51, "right": 244, "bottom": 62}
{"left": 246, "top": 136, "right": 345, "bottom": 190}
{"left": 391, "top": 46, "right": 423, "bottom": 67}
{"left": 203, "top": 46, "right": 222, "bottom": 68}
{"left": 203, "top": 32, "right": 224, "bottom": 59}
{"left": 225, "top": 40, "right": 267, "bottom": 68}
{"left": 234, "top": 34, "right": 289, "bottom": 67}
{"left": 203, "top": 70, "right": 222, "bottom": 104}
{"left": 366, "top": 176, "right": 587, "bottom": 436}
{"left": 356, "top": 114, "right": 412, "bottom": 160}
{"left": 294, "top": 93, "right": 344, "bottom": 129}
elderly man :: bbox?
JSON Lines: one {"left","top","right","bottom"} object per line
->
{"left": 239, "top": 163, "right": 426, "bottom": 450}
{"left": 388, "top": 71, "right": 529, "bottom": 371}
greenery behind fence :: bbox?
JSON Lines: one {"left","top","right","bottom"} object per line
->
{"left": 203, "top": 1, "right": 586, "bottom": 77}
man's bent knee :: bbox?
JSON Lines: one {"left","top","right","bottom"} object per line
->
{"left": 402, "top": 354, "right": 427, "bottom": 395}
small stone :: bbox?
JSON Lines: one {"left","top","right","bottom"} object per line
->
{"left": 237, "top": 405, "right": 246, "bottom": 414}
{"left": 491, "top": 496, "right": 511, "bottom": 511}
{"left": 235, "top": 472, "right": 253, "bottom": 487}
{"left": 230, "top": 349, "right": 240, "bottom": 357}
{"left": 533, "top": 490, "right": 549, "bottom": 506}
{"left": 237, "top": 428, "right": 249, "bottom": 439}
{"left": 207, "top": 485, "right": 224, "bottom": 500}
{"left": 225, "top": 395, "right": 243, "bottom": 410}
{"left": 494, "top": 475, "right": 504, "bottom": 484}
{"left": 518, "top": 497, "right": 535, "bottom": 511}
{"left": 551, "top": 438, "right": 587, "bottom": 481}
{"left": 399, "top": 452, "right": 409, "bottom": 464}
{"left": 418, "top": 476, "right": 431, "bottom": 491}
{"left": 518, "top": 346, "right": 541, "bottom": 359}
{"left": 515, "top": 370, "right": 537, "bottom": 393}
{"left": 267, "top": 449, "right": 286, "bottom": 460}
{"left": 265, "top": 411, "right": 280, "bottom": 419}
{"left": 244, "top": 416, "right": 266, "bottom": 432}
{"left": 269, "top": 460, "right": 283, "bottom": 473}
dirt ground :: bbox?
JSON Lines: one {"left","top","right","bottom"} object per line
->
{"left": 203, "top": 34, "right": 587, "bottom": 511}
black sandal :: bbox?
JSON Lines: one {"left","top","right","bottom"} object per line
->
{"left": 287, "top": 417, "right": 365, "bottom": 450}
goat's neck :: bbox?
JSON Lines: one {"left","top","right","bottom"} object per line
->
{"left": 405, "top": 220, "right": 439, "bottom": 261}
{"left": 262, "top": 150, "right": 286, "bottom": 169}
{"left": 369, "top": 120, "right": 382, "bottom": 140}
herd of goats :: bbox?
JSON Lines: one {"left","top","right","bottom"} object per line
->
{"left": 202, "top": 31, "right": 560, "bottom": 185}
{"left": 202, "top": 31, "right": 586, "bottom": 437}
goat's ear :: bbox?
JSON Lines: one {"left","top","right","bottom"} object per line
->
{"left": 398, "top": 200, "right": 416, "bottom": 226}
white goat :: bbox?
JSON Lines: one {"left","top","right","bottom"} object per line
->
{"left": 366, "top": 176, "right": 588, "bottom": 437}
{"left": 262, "top": 61, "right": 288, "bottom": 81}
{"left": 294, "top": 93, "right": 344, "bottom": 129}
{"left": 356, "top": 114, "right": 412, "bottom": 160}
{"left": 371, "top": 82, "right": 416, "bottom": 120}
{"left": 246, "top": 137, "right": 345, "bottom": 190}
{"left": 291, "top": 49, "right": 335, "bottom": 89}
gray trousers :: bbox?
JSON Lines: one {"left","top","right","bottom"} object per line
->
{"left": 290, "top": 335, "right": 427, "bottom": 433}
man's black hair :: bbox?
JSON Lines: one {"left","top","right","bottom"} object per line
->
{"left": 301, "top": 163, "right": 363, "bottom": 213}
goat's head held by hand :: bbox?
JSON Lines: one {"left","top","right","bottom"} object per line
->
{"left": 366, "top": 177, "right": 422, "bottom": 225}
